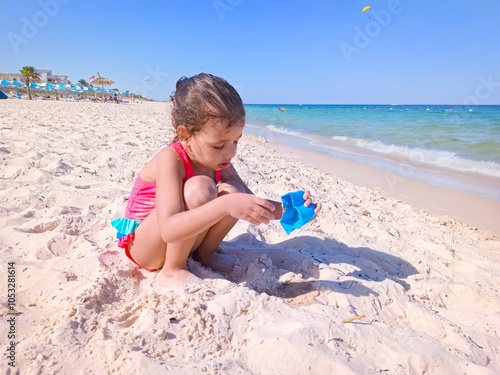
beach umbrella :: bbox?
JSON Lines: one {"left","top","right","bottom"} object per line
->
{"left": 54, "top": 84, "right": 64, "bottom": 93}
{"left": 11, "top": 80, "right": 23, "bottom": 95}
{"left": 40, "top": 83, "right": 53, "bottom": 97}
{"left": 72, "top": 86, "right": 83, "bottom": 100}
{"left": 54, "top": 83, "right": 69, "bottom": 99}
{"left": 55, "top": 84, "right": 67, "bottom": 91}
{"left": 52, "top": 84, "right": 66, "bottom": 97}
{"left": 95, "top": 87, "right": 103, "bottom": 100}
{"left": 1, "top": 79, "right": 9, "bottom": 94}
{"left": 83, "top": 86, "right": 94, "bottom": 100}
{"left": 28, "top": 82, "right": 39, "bottom": 97}
{"left": 90, "top": 72, "right": 115, "bottom": 99}
{"left": 85, "top": 87, "right": 95, "bottom": 99}
{"left": 37, "top": 86, "right": 50, "bottom": 98}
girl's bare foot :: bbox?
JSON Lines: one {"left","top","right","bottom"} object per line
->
{"left": 156, "top": 268, "right": 201, "bottom": 287}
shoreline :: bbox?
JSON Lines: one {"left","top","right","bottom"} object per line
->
{"left": 268, "top": 140, "right": 500, "bottom": 234}
{"left": 244, "top": 124, "right": 500, "bottom": 203}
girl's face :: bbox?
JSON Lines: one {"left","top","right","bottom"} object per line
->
{"left": 185, "top": 117, "right": 245, "bottom": 172}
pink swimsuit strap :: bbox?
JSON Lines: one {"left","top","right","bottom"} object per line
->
{"left": 169, "top": 142, "right": 194, "bottom": 181}
{"left": 168, "top": 142, "right": 222, "bottom": 184}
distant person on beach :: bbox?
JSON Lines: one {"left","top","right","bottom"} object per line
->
{"left": 112, "top": 73, "right": 321, "bottom": 285}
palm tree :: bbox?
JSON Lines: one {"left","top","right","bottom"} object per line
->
{"left": 78, "top": 79, "right": 90, "bottom": 87}
{"left": 20, "top": 66, "right": 40, "bottom": 100}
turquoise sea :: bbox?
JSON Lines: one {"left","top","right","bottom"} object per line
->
{"left": 243, "top": 104, "right": 500, "bottom": 201}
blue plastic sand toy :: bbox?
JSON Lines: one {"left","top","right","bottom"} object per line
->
{"left": 280, "top": 190, "right": 316, "bottom": 235}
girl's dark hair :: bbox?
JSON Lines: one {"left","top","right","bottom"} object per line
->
{"left": 170, "top": 73, "right": 245, "bottom": 140}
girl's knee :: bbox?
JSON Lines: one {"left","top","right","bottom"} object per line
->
{"left": 184, "top": 175, "right": 218, "bottom": 209}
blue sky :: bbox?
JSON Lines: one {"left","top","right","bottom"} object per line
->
{"left": 1, "top": 0, "right": 499, "bottom": 104}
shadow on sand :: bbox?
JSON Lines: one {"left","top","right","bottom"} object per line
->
{"left": 214, "top": 233, "right": 418, "bottom": 304}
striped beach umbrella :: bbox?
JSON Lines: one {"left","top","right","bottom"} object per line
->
{"left": 11, "top": 80, "right": 23, "bottom": 95}
{"left": 1, "top": 79, "right": 9, "bottom": 94}
{"left": 28, "top": 82, "right": 39, "bottom": 97}
{"left": 39, "top": 82, "right": 54, "bottom": 98}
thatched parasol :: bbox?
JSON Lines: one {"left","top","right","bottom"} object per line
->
{"left": 91, "top": 72, "right": 115, "bottom": 99}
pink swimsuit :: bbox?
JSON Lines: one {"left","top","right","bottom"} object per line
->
{"left": 111, "top": 142, "right": 222, "bottom": 271}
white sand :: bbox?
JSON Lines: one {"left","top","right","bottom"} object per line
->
{"left": 1, "top": 100, "right": 499, "bottom": 374}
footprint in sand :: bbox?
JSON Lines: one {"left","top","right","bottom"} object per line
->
{"left": 23, "top": 220, "right": 60, "bottom": 233}
{"left": 98, "top": 250, "right": 122, "bottom": 270}
{"left": 116, "top": 312, "right": 140, "bottom": 328}
{"left": 47, "top": 235, "right": 71, "bottom": 257}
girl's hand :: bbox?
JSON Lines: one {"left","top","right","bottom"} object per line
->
{"left": 303, "top": 190, "right": 322, "bottom": 218}
{"left": 225, "top": 193, "right": 276, "bottom": 225}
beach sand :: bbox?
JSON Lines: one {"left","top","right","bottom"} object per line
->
{"left": 1, "top": 100, "right": 499, "bottom": 374}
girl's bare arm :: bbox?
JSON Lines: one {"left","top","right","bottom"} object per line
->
{"left": 222, "top": 164, "right": 283, "bottom": 220}
{"left": 154, "top": 150, "right": 276, "bottom": 244}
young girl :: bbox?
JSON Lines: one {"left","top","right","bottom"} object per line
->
{"left": 112, "top": 73, "right": 321, "bottom": 285}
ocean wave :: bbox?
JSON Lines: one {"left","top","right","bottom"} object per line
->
{"left": 331, "top": 135, "right": 349, "bottom": 141}
{"left": 336, "top": 137, "right": 500, "bottom": 178}
{"left": 265, "top": 125, "right": 313, "bottom": 139}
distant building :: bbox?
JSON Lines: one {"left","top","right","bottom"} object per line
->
{"left": 0, "top": 69, "right": 71, "bottom": 84}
